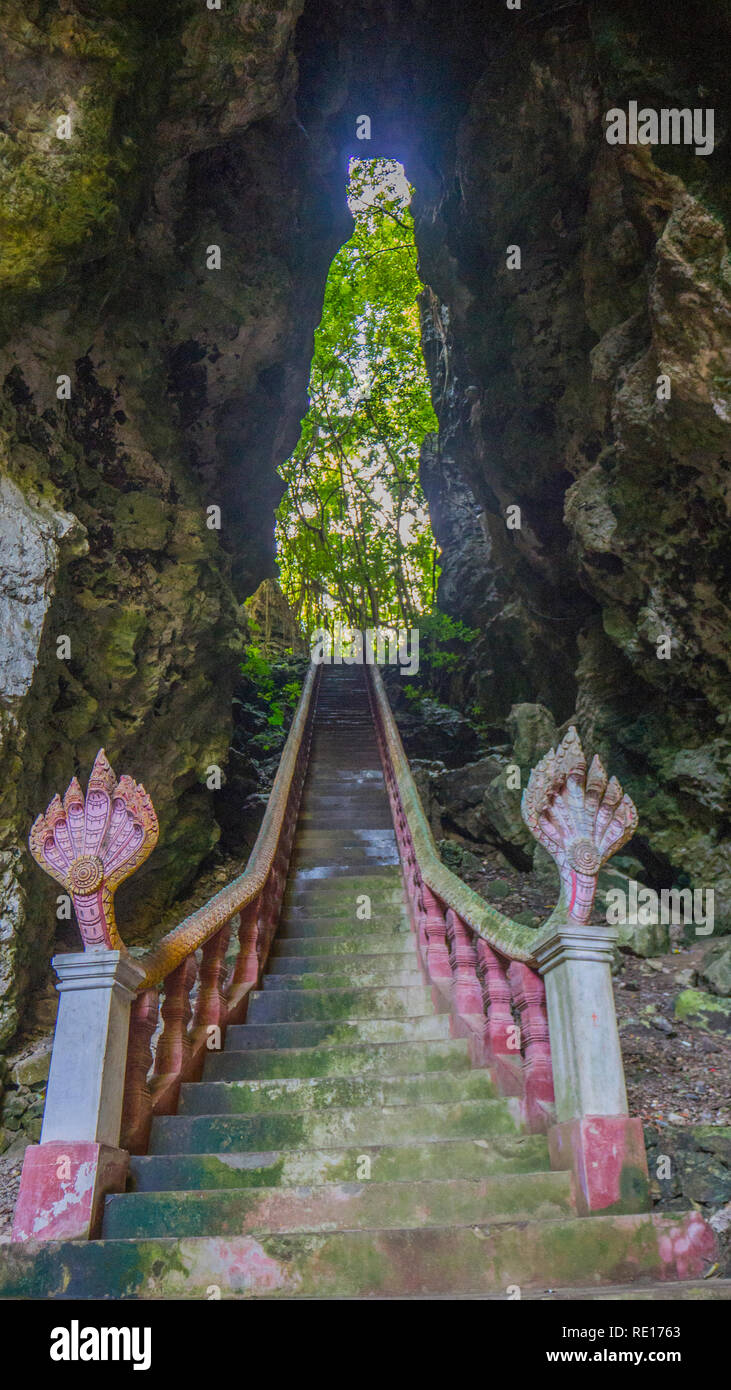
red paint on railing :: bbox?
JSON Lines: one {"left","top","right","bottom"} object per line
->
{"left": 367, "top": 665, "right": 555, "bottom": 1132}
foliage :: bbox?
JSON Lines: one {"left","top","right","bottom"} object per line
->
{"left": 276, "top": 158, "right": 439, "bottom": 630}
{"left": 417, "top": 610, "right": 479, "bottom": 678}
{"left": 237, "top": 645, "right": 305, "bottom": 755}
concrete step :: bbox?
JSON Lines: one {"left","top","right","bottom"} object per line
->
{"left": 148, "top": 1097, "right": 518, "bottom": 1154}
{"left": 1, "top": 1213, "right": 716, "bottom": 1299}
{"left": 290, "top": 857, "right": 401, "bottom": 872}
{"left": 246, "top": 985, "right": 436, "bottom": 1023}
{"left": 261, "top": 967, "right": 425, "bottom": 989}
{"left": 285, "top": 875, "right": 401, "bottom": 894}
{"left": 204, "top": 1039, "right": 471, "bottom": 1081}
{"left": 102, "top": 1172, "right": 575, "bottom": 1239}
{"left": 267, "top": 949, "right": 420, "bottom": 974}
{"left": 529, "top": 1279, "right": 731, "bottom": 1301}
{"left": 224, "top": 1016, "right": 452, "bottom": 1049}
{"left": 177, "top": 1069, "right": 498, "bottom": 1115}
{"left": 294, "top": 829, "right": 397, "bottom": 847}
{"left": 128, "top": 1134, "right": 554, "bottom": 1191}
{"left": 284, "top": 875, "right": 402, "bottom": 897}
{"left": 275, "top": 917, "right": 409, "bottom": 938}
{"left": 270, "top": 933, "right": 415, "bottom": 956}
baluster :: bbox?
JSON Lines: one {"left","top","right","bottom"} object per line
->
{"left": 120, "top": 987, "right": 159, "bottom": 1155}
{"left": 476, "top": 941, "right": 523, "bottom": 1096}
{"left": 188, "top": 919, "right": 232, "bottom": 1077}
{"left": 151, "top": 955, "right": 197, "bottom": 1115}
{"left": 392, "top": 805, "right": 411, "bottom": 873}
{"left": 508, "top": 961, "right": 555, "bottom": 1130}
{"left": 257, "top": 871, "right": 280, "bottom": 966}
{"left": 225, "top": 897, "right": 260, "bottom": 1021}
{"left": 445, "top": 909, "right": 484, "bottom": 1018}
{"left": 420, "top": 887, "right": 452, "bottom": 981}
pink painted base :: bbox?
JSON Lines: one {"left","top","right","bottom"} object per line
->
{"left": 11, "top": 1141, "right": 128, "bottom": 1242}
{"left": 548, "top": 1115, "right": 650, "bottom": 1215}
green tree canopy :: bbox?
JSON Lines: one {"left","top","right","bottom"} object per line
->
{"left": 276, "top": 158, "right": 439, "bottom": 631}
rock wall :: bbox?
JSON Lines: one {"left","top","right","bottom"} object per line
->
{"left": 0, "top": 0, "right": 349, "bottom": 1044}
{"left": 0, "top": 0, "right": 729, "bottom": 1048}
{"left": 411, "top": 2, "right": 731, "bottom": 922}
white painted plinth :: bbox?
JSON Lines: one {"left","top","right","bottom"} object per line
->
{"left": 534, "top": 921, "right": 628, "bottom": 1125}
{"left": 40, "top": 950, "right": 146, "bottom": 1147}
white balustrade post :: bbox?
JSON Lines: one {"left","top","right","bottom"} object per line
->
{"left": 522, "top": 728, "right": 650, "bottom": 1215}
{"left": 12, "top": 950, "right": 145, "bottom": 1242}
{"left": 534, "top": 922, "right": 648, "bottom": 1214}
{"left": 41, "top": 951, "right": 145, "bottom": 1144}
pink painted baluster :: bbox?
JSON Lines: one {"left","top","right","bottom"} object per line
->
{"left": 476, "top": 941, "right": 523, "bottom": 1096}
{"left": 120, "top": 987, "right": 159, "bottom": 1154}
{"left": 508, "top": 961, "right": 555, "bottom": 1131}
{"left": 151, "top": 955, "right": 197, "bottom": 1115}
{"left": 420, "top": 886, "right": 452, "bottom": 981}
{"left": 225, "top": 897, "right": 260, "bottom": 1021}
{"left": 256, "top": 872, "right": 279, "bottom": 970}
{"left": 188, "top": 919, "right": 232, "bottom": 1077}
{"left": 445, "top": 909, "right": 484, "bottom": 1019}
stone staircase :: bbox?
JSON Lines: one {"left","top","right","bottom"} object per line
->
{"left": 3, "top": 666, "right": 727, "bottom": 1298}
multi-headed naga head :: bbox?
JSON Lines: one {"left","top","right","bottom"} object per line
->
{"left": 521, "top": 727, "right": 638, "bottom": 925}
{"left": 29, "top": 750, "right": 158, "bottom": 950}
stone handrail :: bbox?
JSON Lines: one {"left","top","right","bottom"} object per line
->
{"left": 366, "top": 663, "right": 552, "bottom": 1130}
{"left": 120, "top": 660, "right": 319, "bottom": 1151}
{"left": 137, "top": 660, "right": 319, "bottom": 989}
{"left": 367, "top": 663, "right": 648, "bottom": 1214}
{"left": 15, "top": 663, "right": 320, "bottom": 1239}
{"left": 367, "top": 663, "right": 538, "bottom": 964}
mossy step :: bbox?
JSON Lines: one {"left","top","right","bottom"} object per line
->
{"left": 149, "top": 1098, "right": 517, "bottom": 1154}
{"left": 298, "top": 798, "right": 391, "bottom": 810}
{"left": 267, "top": 950, "right": 420, "bottom": 975}
{"left": 270, "top": 934, "right": 414, "bottom": 956}
{"left": 289, "top": 856, "right": 403, "bottom": 867}
{"left": 128, "top": 1135, "right": 553, "bottom": 1192}
{"left": 247, "top": 985, "right": 436, "bottom": 1023}
{"left": 1, "top": 1213, "right": 715, "bottom": 1300}
{"left": 276, "top": 917, "right": 408, "bottom": 937}
{"left": 298, "top": 807, "right": 393, "bottom": 819}
{"left": 204, "top": 1039, "right": 471, "bottom": 1082}
{"left": 261, "top": 967, "right": 425, "bottom": 989}
{"left": 303, "top": 768, "right": 384, "bottom": 777}
{"left": 294, "top": 829, "right": 397, "bottom": 845}
{"left": 225, "top": 1016, "right": 452, "bottom": 1049}
{"left": 528, "top": 1280, "right": 731, "bottom": 1301}
{"left": 288, "top": 865, "right": 400, "bottom": 881}
{"left": 178, "top": 1069, "right": 497, "bottom": 1116}
{"left": 285, "top": 875, "right": 401, "bottom": 895}
{"left": 291, "top": 848, "right": 398, "bottom": 861}
{"left": 103, "top": 1172, "right": 575, "bottom": 1240}
{"left": 297, "top": 817, "right": 397, "bottom": 828}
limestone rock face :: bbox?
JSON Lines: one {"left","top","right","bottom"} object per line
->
{"left": 245, "top": 580, "right": 308, "bottom": 658}
{"left": 0, "top": 0, "right": 349, "bottom": 1040}
{"left": 410, "top": 6, "right": 731, "bottom": 929}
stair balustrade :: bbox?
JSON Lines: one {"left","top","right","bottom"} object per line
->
{"left": 366, "top": 664, "right": 649, "bottom": 1215}
{"left": 12, "top": 665, "right": 319, "bottom": 1240}
{"left": 14, "top": 656, "right": 651, "bottom": 1241}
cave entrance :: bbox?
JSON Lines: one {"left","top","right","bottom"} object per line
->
{"left": 274, "top": 156, "right": 439, "bottom": 636}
